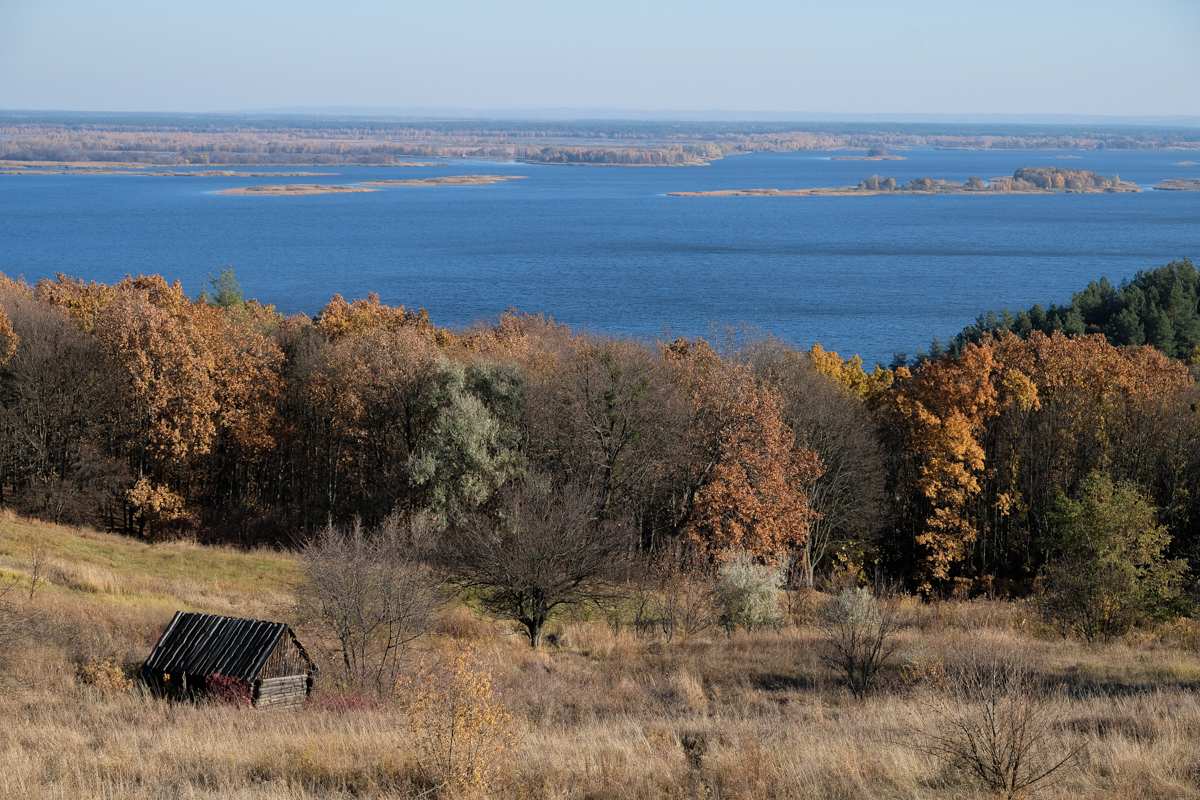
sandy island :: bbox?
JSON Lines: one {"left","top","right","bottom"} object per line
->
{"left": 1153, "top": 179, "right": 1200, "bottom": 191}
{"left": 216, "top": 184, "right": 378, "bottom": 196}
{"left": 358, "top": 175, "right": 527, "bottom": 187}
{"left": 1054, "top": 155, "right": 1083, "bottom": 159}
{"left": 830, "top": 155, "right": 906, "bottom": 161}
{"left": 1180, "top": 161, "right": 1198, "bottom": 166}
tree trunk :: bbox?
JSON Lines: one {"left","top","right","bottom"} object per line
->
{"left": 521, "top": 613, "right": 546, "bottom": 647}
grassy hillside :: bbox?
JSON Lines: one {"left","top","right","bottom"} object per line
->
{"left": 2, "top": 516, "right": 1200, "bottom": 798}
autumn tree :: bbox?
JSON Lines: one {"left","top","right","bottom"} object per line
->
{"left": 884, "top": 342, "right": 1007, "bottom": 592}
{"left": 668, "top": 339, "right": 823, "bottom": 564}
{"left": 763, "top": 346, "right": 888, "bottom": 587}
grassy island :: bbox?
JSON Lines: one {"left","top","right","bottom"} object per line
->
{"left": 215, "top": 184, "right": 378, "bottom": 195}
{"left": 670, "top": 166, "right": 1142, "bottom": 196}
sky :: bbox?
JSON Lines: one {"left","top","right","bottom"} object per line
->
{"left": 2, "top": 0, "right": 1199, "bottom": 117}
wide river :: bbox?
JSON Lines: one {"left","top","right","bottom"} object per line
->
{"left": 2, "top": 148, "right": 1198, "bottom": 366}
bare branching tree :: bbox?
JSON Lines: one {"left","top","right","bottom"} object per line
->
{"left": 906, "top": 649, "right": 1083, "bottom": 799}
{"left": 444, "top": 475, "right": 631, "bottom": 647}
{"left": 295, "top": 517, "right": 447, "bottom": 694}
{"left": 0, "top": 566, "right": 35, "bottom": 690}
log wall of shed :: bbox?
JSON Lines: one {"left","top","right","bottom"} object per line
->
{"left": 259, "top": 631, "right": 311, "bottom": 680}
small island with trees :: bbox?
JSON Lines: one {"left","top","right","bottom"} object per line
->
{"left": 1153, "top": 178, "right": 1200, "bottom": 191}
{"left": 669, "top": 166, "right": 1142, "bottom": 196}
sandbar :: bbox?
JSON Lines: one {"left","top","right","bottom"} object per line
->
{"left": 830, "top": 155, "right": 906, "bottom": 161}
{"left": 1054, "top": 155, "right": 1082, "bottom": 159}
{"left": 1153, "top": 178, "right": 1200, "bottom": 191}
{"left": 1179, "top": 161, "right": 1198, "bottom": 166}
{"left": 216, "top": 184, "right": 378, "bottom": 196}
{"left": 358, "top": 175, "right": 527, "bottom": 186}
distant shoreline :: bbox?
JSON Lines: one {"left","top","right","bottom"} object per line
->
{"left": 668, "top": 186, "right": 1140, "bottom": 197}
{"left": 0, "top": 169, "right": 336, "bottom": 177}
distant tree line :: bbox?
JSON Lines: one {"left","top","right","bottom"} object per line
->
{"left": 5, "top": 119, "right": 1198, "bottom": 168}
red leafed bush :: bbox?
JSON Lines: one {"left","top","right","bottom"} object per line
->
{"left": 207, "top": 671, "right": 253, "bottom": 707}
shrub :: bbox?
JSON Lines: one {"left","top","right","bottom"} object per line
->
{"left": 207, "top": 671, "right": 253, "bottom": 707}
{"left": 656, "top": 572, "right": 721, "bottom": 641}
{"left": 715, "top": 551, "right": 784, "bottom": 632}
{"left": 817, "top": 586, "right": 899, "bottom": 699}
{"left": 1038, "top": 473, "right": 1190, "bottom": 643}
{"left": 907, "top": 651, "right": 1082, "bottom": 799}
{"left": 78, "top": 654, "right": 132, "bottom": 695}
{"left": 406, "top": 647, "right": 520, "bottom": 796}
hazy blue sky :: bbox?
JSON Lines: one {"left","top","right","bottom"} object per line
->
{"left": 2, "top": 0, "right": 1198, "bottom": 116}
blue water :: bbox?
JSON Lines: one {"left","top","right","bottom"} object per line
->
{"left": 2, "top": 149, "right": 1198, "bottom": 366}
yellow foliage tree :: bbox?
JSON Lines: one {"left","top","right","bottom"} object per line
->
{"left": 806, "top": 343, "right": 894, "bottom": 407}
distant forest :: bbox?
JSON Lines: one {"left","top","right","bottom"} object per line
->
{"left": 2, "top": 113, "right": 1198, "bottom": 167}
{"left": 0, "top": 262, "right": 1198, "bottom": 609}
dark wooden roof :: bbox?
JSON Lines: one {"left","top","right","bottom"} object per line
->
{"left": 143, "top": 612, "right": 309, "bottom": 682}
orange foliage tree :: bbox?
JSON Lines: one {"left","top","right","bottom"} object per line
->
{"left": 667, "top": 338, "right": 823, "bottom": 563}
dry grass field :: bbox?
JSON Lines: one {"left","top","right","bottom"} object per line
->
{"left": 2, "top": 512, "right": 1200, "bottom": 799}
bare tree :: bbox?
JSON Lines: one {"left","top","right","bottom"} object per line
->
{"left": 444, "top": 475, "right": 630, "bottom": 647}
{"left": 295, "top": 517, "right": 446, "bottom": 693}
{"left": 523, "top": 335, "right": 692, "bottom": 550}
{"left": 0, "top": 564, "right": 35, "bottom": 690}
{"left": 0, "top": 294, "right": 124, "bottom": 525}
{"left": 906, "top": 649, "right": 1083, "bottom": 799}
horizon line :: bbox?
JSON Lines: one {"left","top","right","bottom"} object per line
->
{"left": 3, "top": 107, "right": 1200, "bottom": 127}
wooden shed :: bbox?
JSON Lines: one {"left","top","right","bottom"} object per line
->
{"left": 142, "top": 611, "right": 316, "bottom": 709}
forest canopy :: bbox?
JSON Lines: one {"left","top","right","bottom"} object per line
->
{"left": 0, "top": 263, "right": 1197, "bottom": 610}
